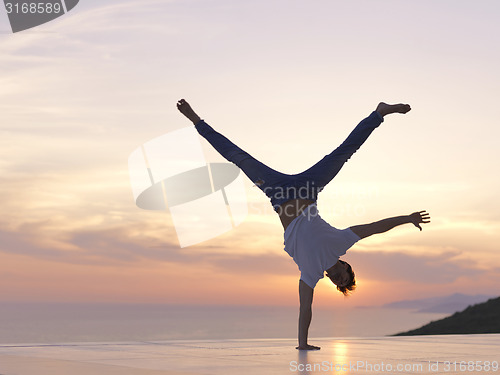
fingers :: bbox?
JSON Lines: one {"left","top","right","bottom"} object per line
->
{"left": 411, "top": 211, "right": 430, "bottom": 231}
{"left": 418, "top": 210, "right": 431, "bottom": 223}
{"left": 413, "top": 211, "right": 430, "bottom": 231}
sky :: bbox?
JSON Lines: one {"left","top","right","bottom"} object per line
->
{"left": 0, "top": 0, "right": 499, "bottom": 308}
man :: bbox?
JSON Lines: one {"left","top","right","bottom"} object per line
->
{"left": 177, "top": 99, "right": 430, "bottom": 350}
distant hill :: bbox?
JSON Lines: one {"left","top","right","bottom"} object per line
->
{"left": 382, "top": 293, "right": 495, "bottom": 314}
{"left": 393, "top": 296, "right": 500, "bottom": 336}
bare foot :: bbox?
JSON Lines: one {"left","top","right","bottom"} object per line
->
{"left": 376, "top": 102, "right": 411, "bottom": 117}
{"left": 177, "top": 99, "right": 201, "bottom": 124}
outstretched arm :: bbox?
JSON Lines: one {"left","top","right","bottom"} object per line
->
{"left": 350, "top": 211, "right": 430, "bottom": 239}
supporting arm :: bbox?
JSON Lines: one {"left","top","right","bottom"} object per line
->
{"left": 297, "top": 279, "right": 320, "bottom": 350}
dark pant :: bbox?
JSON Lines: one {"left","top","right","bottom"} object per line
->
{"left": 195, "top": 111, "right": 383, "bottom": 211}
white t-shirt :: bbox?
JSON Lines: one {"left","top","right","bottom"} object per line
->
{"left": 283, "top": 203, "right": 360, "bottom": 289}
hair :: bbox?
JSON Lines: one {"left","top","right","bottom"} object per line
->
{"left": 327, "top": 260, "right": 356, "bottom": 297}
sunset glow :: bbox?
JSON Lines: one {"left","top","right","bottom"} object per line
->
{"left": 1, "top": 0, "right": 499, "bottom": 309}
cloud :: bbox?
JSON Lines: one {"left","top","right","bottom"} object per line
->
{"left": 0, "top": 212, "right": 295, "bottom": 277}
{"left": 0, "top": 207, "right": 488, "bottom": 285}
{"left": 66, "top": 223, "right": 295, "bottom": 276}
{"left": 0, "top": 226, "right": 62, "bottom": 259}
{"left": 346, "top": 249, "right": 482, "bottom": 284}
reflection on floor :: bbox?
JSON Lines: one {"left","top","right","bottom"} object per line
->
{"left": 0, "top": 334, "right": 499, "bottom": 374}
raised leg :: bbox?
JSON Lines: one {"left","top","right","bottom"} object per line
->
{"left": 177, "top": 99, "right": 294, "bottom": 210}
{"left": 194, "top": 119, "right": 282, "bottom": 186}
{"left": 295, "top": 111, "right": 383, "bottom": 188}
{"left": 296, "top": 102, "right": 410, "bottom": 189}
{"left": 177, "top": 99, "right": 278, "bottom": 184}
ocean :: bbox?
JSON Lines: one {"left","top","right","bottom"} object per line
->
{"left": 0, "top": 303, "right": 448, "bottom": 344}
